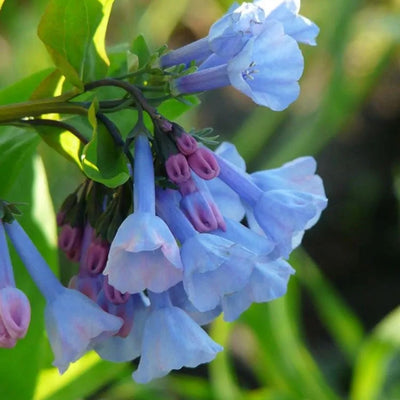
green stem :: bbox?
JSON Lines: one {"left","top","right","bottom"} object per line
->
{"left": 0, "top": 99, "right": 87, "bottom": 123}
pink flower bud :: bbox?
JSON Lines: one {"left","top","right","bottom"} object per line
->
{"left": 58, "top": 225, "right": 82, "bottom": 261}
{"left": 187, "top": 147, "right": 220, "bottom": 180}
{"left": 176, "top": 133, "right": 198, "bottom": 156}
{"left": 0, "top": 287, "right": 31, "bottom": 346}
{"left": 103, "top": 277, "right": 130, "bottom": 305}
{"left": 165, "top": 154, "right": 191, "bottom": 184}
{"left": 85, "top": 239, "right": 110, "bottom": 275}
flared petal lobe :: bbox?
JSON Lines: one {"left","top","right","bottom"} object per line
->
{"left": 104, "top": 212, "right": 183, "bottom": 294}
{"left": 45, "top": 288, "right": 123, "bottom": 373}
{"left": 222, "top": 259, "right": 295, "bottom": 321}
{"left": 132, "top": 305, "right": 222, "bottom": 383}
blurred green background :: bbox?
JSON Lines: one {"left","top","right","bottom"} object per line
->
{"left": 1, "top": 0, "right": 400, "bottom": 399}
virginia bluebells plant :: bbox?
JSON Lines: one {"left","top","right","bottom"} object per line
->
{"left": 0, "top": 0, "right": 326, "bottom": 385}
{"left": 162, "top": 0, "right": 319, "bottom": 110}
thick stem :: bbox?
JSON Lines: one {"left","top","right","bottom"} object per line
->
{"left": 0, "top": 100, "right": 87, "bottom": 123}
{"left": 5, "top": 221, "right": 64, "bottom": 301}
{"left": 134, "top": 134, "right": 155, "bottom": 214}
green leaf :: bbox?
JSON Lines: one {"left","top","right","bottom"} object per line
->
{"left": 38, "top": 0, "right": 115, "bottom": 89}
{"left": 0, "top": 69, "right": 54, "bottom": 105}
{"left": 0, "top": 127, "right": 40, "bottom": 195}
{"left": 81, "top": 107, "right": 129, "bottom": 188}
{"left": 131, "top": 34, "right": 151, "bottom": 68}
{"left": 350, "top": 307, "right": 400, "bottom": 400}
{"left": 0, "top": 0, "right": 4, "bottom": 11}
{"left": 158, "top": 96, "right": 200, "bottom": 121}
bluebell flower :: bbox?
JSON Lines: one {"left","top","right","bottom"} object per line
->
{"left": 173, "top": 22, "right": 303, "bottom": 111}
{"left": 222, "top": 258, "right": 295, "bottom": 321}
{"left": 156, "top": 188, "right": 256, "bottom": 312}
{"left": 4, "top": 220, "right": 123, "bottom": 373}
{"left": 205, "top": 142, "right": 246, "bottom": 221}
{"left": 168, "top": 282, "right": 222, "bottom": 326}
{"left": 104, "top": 134, "right": 183, "bottom": 294}
{"left": 161, "top": 0, "right": 318, "bottom": 68}
{"left": 0, "top": 221, "right": 31, "bottom": 348}
{"left": 94, "top": 292, "right": 149, "bottom": 363}
{"left": 212, "top": 143, "right": 327, "bottom": 258}
{"left": 132, "top": 291, "right": 222, "bottom": 383}
{"left": 246, "top": 156, "right": 327, "bottom": 254}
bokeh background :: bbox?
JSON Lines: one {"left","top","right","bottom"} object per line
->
{"left": 1, "top": 0, "right": 400, "bottom": 399}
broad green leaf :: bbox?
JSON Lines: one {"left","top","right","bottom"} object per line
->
{"left": 0, "top": 69, "right": 53, "bottom": 105}
{"left": 0, "top": 154, "right": 58, "bottom": 400}
{"left": 0, "top": 127, "right": 40, "bottom": 195}
{"left": 38, "top": 0, "right": 115, "bottom": 89}
{"left": 158, "top": 96, "right": 200, "bottom": 121}
{"left": 81, "top": 104, "right": 129, "bottom": 187}
{"left": 34, "top": 124, "right": 84, "bottom": 168}
{"left": 350, "top": 307, "right": 400, "bottom": 400}
{"left": 131, "top": 34, "right": 151, "bottom": 69}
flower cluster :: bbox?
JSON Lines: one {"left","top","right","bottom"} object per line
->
{"left": 0, "top": 0, "right": 325, "bottom": 386}
{"left": 162, "top": 0, "right": 319, "bottom": 110}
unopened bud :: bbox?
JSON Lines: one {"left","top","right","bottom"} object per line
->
{"left": 188, "top": 147, "right": 220, "bottom": 180}
{"left": 176, "top": 133, "right": 198, "bottom": 156}
{"left": 165, "top": 154, "right": 191, "bottom": 184}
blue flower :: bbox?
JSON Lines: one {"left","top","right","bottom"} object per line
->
{"left": 94, "top": 293, "right": 149, "bottom": 363}
{"left": 161, "top": 0, "right": 318, "bottom": 68}
{"left": 104, "top": 134, "right": 183, "bottom": 294}
{"left": 132, "top": 291, "right": 222, "bottom": 383}
{"left": 168, "top": 282, "right": 222, "bottom": 326}
{"left": 222, "top": 258, "right": 295, "bottom": 321}
{"left": 156, "top": 189, "right": 257, "bottom": 312}
{"left": 4, "top": 220, "right": 123, "bottom": 372}
{"left": 173, "top": 22, "right": 303, "bottom": 111}
{"left": 213, "top": 143, "right": 327, "bottom": 258}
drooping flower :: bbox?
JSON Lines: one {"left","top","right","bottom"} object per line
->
{"left": 94, "top": 292, "right": 149, "bottom": 363}
{"left": 132, "top": 291, "right": 222, "bottom": 383}
{"left": 156, "top": 188, "right": 257, "bottom": 312}
{"left": 210, "top": 142, "right": 327, "bottom": 258}
{"left": 221, "top": 258, "right": 295, "bottom": 321}
{"left": 162, "top": 0, "right": 317, "bottom": 110}
{"left": 0, "top": 221, "right": 31, "bottom": 348}
{"left": 4, "top": 220, "right": 122, "bottom": 373}
{"left": 173, "top": 22, "right": 304, "bottom": 111}
{"left": 104, "top": 134, "right": 183, "bottom": 294}
{"left": 161, "top": 0, "right": 318, "bottom": 68}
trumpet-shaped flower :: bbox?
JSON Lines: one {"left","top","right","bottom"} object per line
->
{"left": 161, "top": 0, "right": 318, "bottom": 68}
{"left": 156, "top": 189, "right": 256, "bottom": 312}
{"left": 0, "top": 287, "right": 31, "bottom": 348}
{"left": 94, "top": 293, "right": 149, "bottom": 362}
{"left": 222, "top": 258, "right": 295, "bottom": 321}
{"left": 174, "top": 21, "right": 304, "bottom": 111}
{"left": 0, "top": 221, "right": 31, "bottom": 348}
{"left": 104, "top": 134, "right": 183, "bottom": 294}
{"left": 4, "top": 220, "right": 122, "bottom": 373}
{"left": 214, "top": 144, "right": 327, "bottom": 258}
{"left": 132, "top": 291, "right": 222, "bottom": 383}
